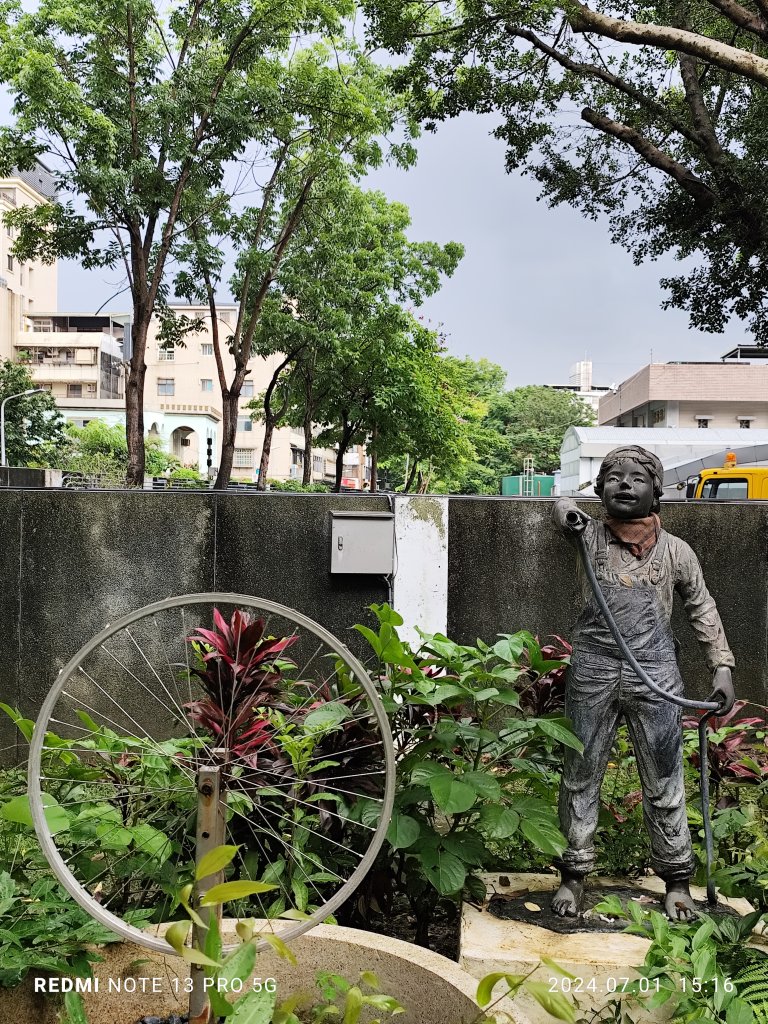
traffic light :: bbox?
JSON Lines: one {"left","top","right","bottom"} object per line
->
{"left": 206, "top": 436, "right": 213, "bottom": 468}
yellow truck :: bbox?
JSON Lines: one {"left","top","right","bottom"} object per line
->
{"left": 686, "top": 453, "right": 768, "bottom": 500}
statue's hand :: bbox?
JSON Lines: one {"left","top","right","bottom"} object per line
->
{"left": 707, "top": 666, "right": 735, "bottom": 715}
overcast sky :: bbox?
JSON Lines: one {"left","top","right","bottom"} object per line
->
{"left": 56, "top": 109, "right": 749, "bottom": 392}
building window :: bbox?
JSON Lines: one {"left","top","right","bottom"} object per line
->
{"left": 67, "top": 383, "right": 82, "bottom": 398}
{"left": 6, "top": 255, "right": 13, "bottom": 271}
{"left": 313, "top": 455, "right": 322, "bottom": 471}
{"left": 86, "top": 383, "right": 97, "bottom": 394}
{"left": 233, "top": 448, "right": 253, "bottom": 468}
{"left": 738, "top": 418, "right": 752, "bottom": 429}
{"left": 158, "top": 347, "right": 174, "bottom": 361}
{"left": 241, "top": 381, "right": 254, "bottom": 397}
{"left": 236, "top": 417, "right": 253, "bottom": 432}
{"left": 157, "top": 378, "right": 175, "bottom": 396}
{"left": 696, "top": 417, "right": 710, "bottom": 429}
{"left": 201, "top": 343, "right": 213, "bottom": 356}
{"left": 652, "top": 408, "right": 664, "bottom": 424}
{"left": 201, "top": 379, "right": 213, "bottom": 392}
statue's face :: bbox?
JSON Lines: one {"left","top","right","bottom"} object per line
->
{"left": 601, "top": 459, "right": 655, "bottom": 520}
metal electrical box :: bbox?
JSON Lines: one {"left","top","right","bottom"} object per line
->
{"left": 330, "top": 510, "right": 395, "bottom": 575}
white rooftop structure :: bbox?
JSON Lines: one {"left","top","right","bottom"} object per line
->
{"left": 560, "top": 426, "right": 768, "bottom": 498}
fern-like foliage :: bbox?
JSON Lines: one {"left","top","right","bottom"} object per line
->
{"left": 734, "top": 950, "right": 768, "bottom": 1022}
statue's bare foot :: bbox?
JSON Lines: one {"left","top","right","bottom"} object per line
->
{"left": 664, "top": 880, "right": 696, "bottom": 921}
{"left": 551, "top": 875, "right": 584, "bottom": 917}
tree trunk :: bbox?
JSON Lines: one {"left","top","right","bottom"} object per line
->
{"left": 257, "top": 417, "right": 276, "bottom": 490}
{"left": 404, "top": 458, "right": 418, "bottom": 493}
{"left": 302, "top": 413, "right": 313, "bottom": 486}
{"left": 334, "top": 445, "right": 345, "bottom": 493}
{"left": 125, "top": 318, "right": 148, "bottom": 487}
{"left": 214, "top": 392, "right": 238, "bottom": 490}
{"left": 369, "top": 425, "right": 378, "bottom": 493}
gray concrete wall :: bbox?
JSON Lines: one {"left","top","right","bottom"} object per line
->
{"left": 448, "top": 497, "right": 768, "bottom": 707}
{"left": 2, "top": 491, "right": 765, "bottom": 762}
{"left": 0, "top": 490, "right": 390, "bottom": 762}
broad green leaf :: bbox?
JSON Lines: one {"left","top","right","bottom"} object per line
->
{"left": 230, "top": 989, "right": 278, "bottom": 1024}
{"left": 0, "top": 704, "right": 34, "bottom": 741}
{"left": 540, "top": 958, "right": 578, "bottom": 980}
{"left": 304, "top": 703, "right": 353, "bottom": 730}
{"left": 200, "top": 881, "right": 277, "bottom": 906}
{"left": 420, "top": 849, "right": 466, "bottom": 894}
{"left": 96, "top": 822, "right": 133, "bottom": 850}
{"left": 197, "top": 845, "right": 240, "bottom": 881}
{"left": 279, "top": 909, "right": 311, "bottom": 921}
{"left": 525, "top": 981, "right": 576, "bottom": 1023}
{"left": 0, "top": 793, "right": 69, "bottom": 835}
{"left": 74, "top": 710, "right": 101, "bottom": 733}
{"left": 386, "top": 813, "right": 420, "bottom": 850}
{"left": 130, "top": 823, "right": 172, "bottom": 863}
{"left": 476, "top": 972, "right": 526, "bottom": 1007}
{"left": 441, "top": 830, "right": 487, "bottom": 864}
{"left": 263, "top": 933, "right": 297, "bottom": 964}
{"left": 462, "top": 772, "right": 501, "bottom": 800}
{"left": 519, "top": 817, "right": 567, "bottom": 857}
{"left": 477, "top": 806, "right": 519, "bottom": 839}
{"left": 182, "top": 947, "right": 223, "bottom": 968}
{"left": 692, "top": 946, "right": 716, "bottom": 983}
{"left": 726, "top": 999, "right": 754, "bottom": 1024}
{"left": 343, "top": 986, "right": 363, "bottom": 1024}
{"left": 535, "top": 718, "right": 584, "bottom": 753}
{"left": 410, "top": 762, "right": 451, "bottom": 785}
{"left": 62, "top": 991, "right": 88, "bottom": 1024}
{"left": 692, "top": 917, "right": 715, "bottom": 950}
{"left": 165, "top": 920, "right": 191, "bottom": 955}
{"left": 220, "top": 940, "right": 257, "bottom": 994}
{"left": 429, "top": 776, "right": 476, "bottom": 814}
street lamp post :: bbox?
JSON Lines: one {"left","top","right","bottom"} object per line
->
{"left": 1, "top": 388, "right": 46, "bottom": 468}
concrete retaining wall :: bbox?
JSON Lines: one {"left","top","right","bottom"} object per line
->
{"left": 1, "top": 490, "right": 765, "bottom": 760}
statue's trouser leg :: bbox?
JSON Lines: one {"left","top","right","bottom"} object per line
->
{"left": 558, "top": 652, "right": 623, "bottom": 878}
{"left": 622, "top": 661, "right": 695, "bottom": 881}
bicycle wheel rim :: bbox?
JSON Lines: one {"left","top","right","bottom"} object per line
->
{"left": 28, "top": 593, "right": 395, "bottom": 955}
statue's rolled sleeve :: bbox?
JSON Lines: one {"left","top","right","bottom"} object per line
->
{"left": 675, "top": 541, "right": 735, "bottom": 671}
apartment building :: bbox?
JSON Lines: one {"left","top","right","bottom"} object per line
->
{"left": 15, "top": 302, "right": 345, "bottom": 483}
{"left": 599, "top": 358, "right": 768, "bottom": 429}
{"left": 0, "top": 165, "right": 59, "bottom": 358}
{"left": 18, "top": 312, "right": 127, "bottom": 402}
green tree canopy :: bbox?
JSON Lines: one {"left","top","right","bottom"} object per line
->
{"left": 362, "top": 0, "right": 768, "bottom": 340}
{"left": 0, "top": 0, "right": 363, "bottom": 483}
{"left": 0, "top": 362, "right": 67, "bottom": 467}
{"left": 241, "top": 181, "right": 464, "bottom": 490}
{"left": 54, "top": 420, "right": 177, "bottom": 483}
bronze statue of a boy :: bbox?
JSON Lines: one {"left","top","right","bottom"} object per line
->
{"left": 551, "top": 445, "right": 735, "bottom": 920}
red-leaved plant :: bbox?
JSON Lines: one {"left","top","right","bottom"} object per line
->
{"left": 683, "top": 700, "right": 768, "bottom": 791}
{"left": 184, "top": 608, "right": 298, "bottom": 764}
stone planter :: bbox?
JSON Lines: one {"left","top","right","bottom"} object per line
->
{"left": 2, "top": 923, "right": 526, "bottom": 1024}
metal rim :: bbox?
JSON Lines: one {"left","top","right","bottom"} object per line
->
{"left": 28, "top": 593, "right": 396, "bottom": 955}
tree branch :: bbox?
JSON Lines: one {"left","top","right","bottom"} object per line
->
{"left": 509, "top": 26, "right": 704, "bottom": 150}
{"left": 704, "top": 0, "right": 768, "bottom": 38}
{"left": 565, "top": 1, "right": 768, "bottom": 85}
{"left": 581, "top": 106, "right": 717, "bottom": 208}
{"left": 677, "top": 54, "right": 730, "bottom": 170}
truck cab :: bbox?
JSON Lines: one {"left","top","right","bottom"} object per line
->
{"left": 687, "top": 453, "right": 768, "bottom": 500}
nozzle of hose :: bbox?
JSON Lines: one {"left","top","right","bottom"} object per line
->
{"left": 565, "top": 510, "right": 587, "bottom": 535}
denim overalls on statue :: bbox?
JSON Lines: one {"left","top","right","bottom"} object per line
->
{"left": 558, "top": 524, "right": 695, "bottom": 882}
